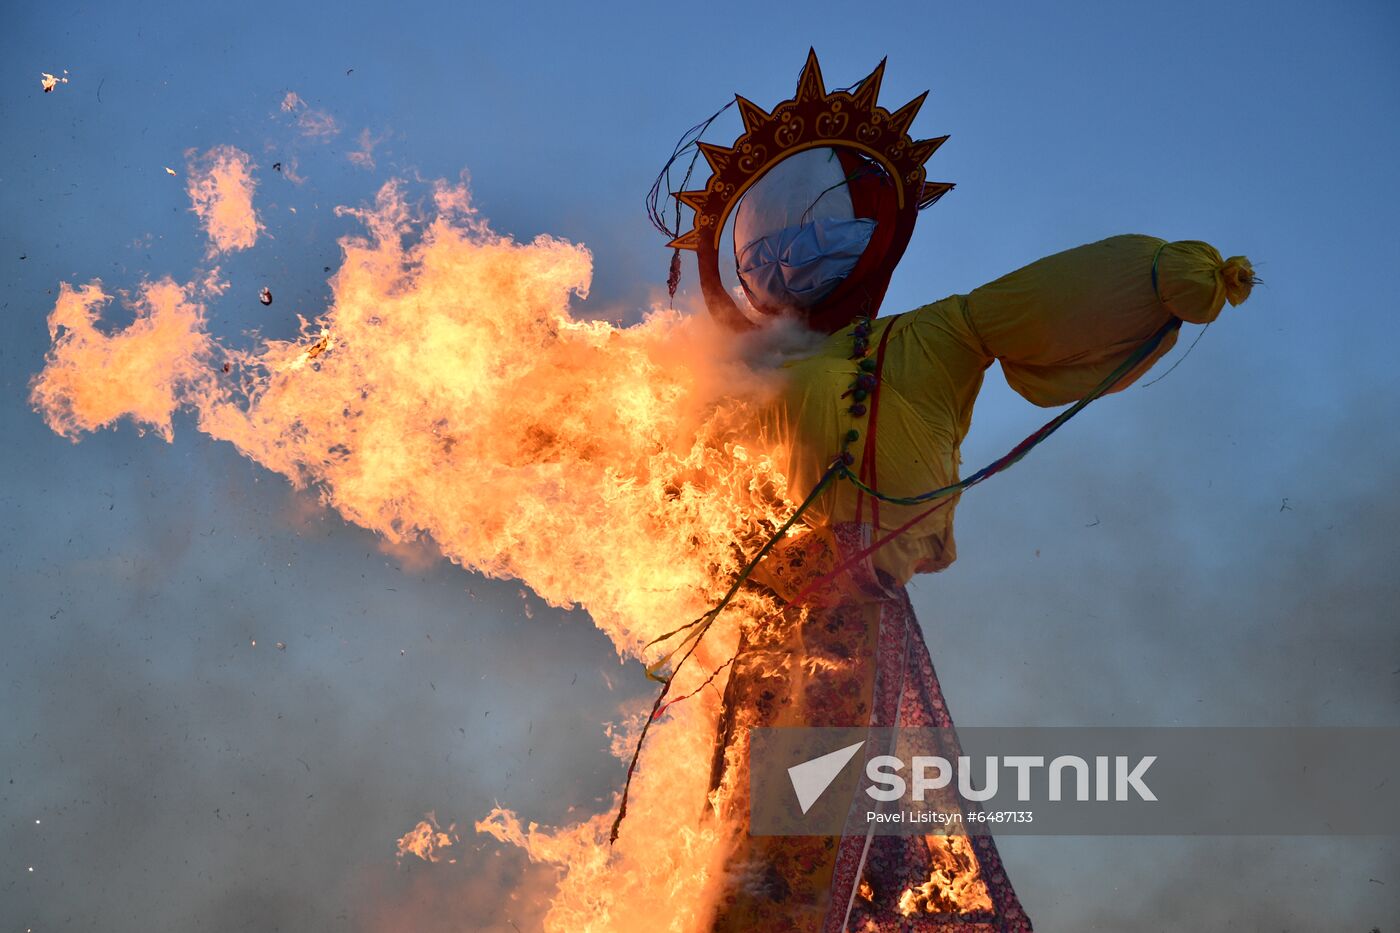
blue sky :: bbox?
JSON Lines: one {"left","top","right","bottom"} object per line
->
{"left": 2, "top": 1, "right": 1398, "bottom": 930}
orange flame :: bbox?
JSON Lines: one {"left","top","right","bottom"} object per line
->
{"left": 185, "top": 146, "right": 263, "bottom": 256}
{"left": 280, "top": 91, "right": 341, "bottom": 139}
{"left": 31, "top": 278, "right": 216, "bottom": 442}
{"left": 348, "top": 128, "right": 384, "bottom": 169}
{"left": 895, "top": 837, "right": 994, "bottom": 917}
{"left": 397, "top": 812, "right": 459, "bottom": 865}
{"left": 32, "top": 175, "right": 803, "bottom": 931}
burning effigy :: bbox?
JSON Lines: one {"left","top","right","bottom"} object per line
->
{"left": 30, "top": 50, "right": 1254, "bottom": 933}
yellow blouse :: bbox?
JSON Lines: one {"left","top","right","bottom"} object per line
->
{"left": 771, "top": 234, "right": 1254, "bottom": 585}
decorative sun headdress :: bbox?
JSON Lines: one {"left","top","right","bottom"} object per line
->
{"left": 658, "top": 50, "right": 954, "bottom": 333}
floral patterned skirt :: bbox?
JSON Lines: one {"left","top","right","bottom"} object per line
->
{"left": 705, "top": 524, "right": 1032, "bottom": 932}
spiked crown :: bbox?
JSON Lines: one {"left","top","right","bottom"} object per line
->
{"left": 670, "top": 50, "right": 951, "bottom": 253}
{"left": 669, "top": 50, "right": 953, "bottom": 332}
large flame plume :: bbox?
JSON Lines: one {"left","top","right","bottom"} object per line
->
{"left": 32, "top": 175, "right": 807, "bottom": 931}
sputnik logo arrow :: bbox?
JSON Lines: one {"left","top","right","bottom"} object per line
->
{"left": 787, "top": 740, "right": 865, "bottom": 814}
